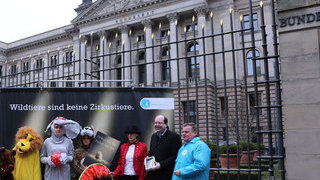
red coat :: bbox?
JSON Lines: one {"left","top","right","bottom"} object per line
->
{"left": 114, "top": 141, "right": 147, "bottom": 180}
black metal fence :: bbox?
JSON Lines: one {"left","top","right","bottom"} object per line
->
{"left": 1, "top": 0, "right": 284, "bottom": 179}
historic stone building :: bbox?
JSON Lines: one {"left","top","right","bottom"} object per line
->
{"left": 0, "top": 0, "right": 279, "bottom": 144}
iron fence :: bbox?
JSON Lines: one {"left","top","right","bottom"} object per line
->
{"left": 0, "top": 0, "right": 285, "bottom": 179}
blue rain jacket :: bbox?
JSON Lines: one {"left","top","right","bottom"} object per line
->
{"left": 172, "top": 137, "right": 211, "bottom": 180}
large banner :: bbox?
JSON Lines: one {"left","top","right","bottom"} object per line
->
{"left": 0, "top": 87, "right": 174, "bottom": 169}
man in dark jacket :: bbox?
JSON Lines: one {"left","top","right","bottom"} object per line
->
{"left": 146, "top": 115, "right": 182, "bottom": 180}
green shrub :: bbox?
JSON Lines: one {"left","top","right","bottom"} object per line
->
{"left": 219, "top": 143, "right": 239, "bottom": 154}
{"left": 202, "top": 139, "right": 217, "bottom": 159}
{"left": 239, "top": 141, "right": 256, "bottom": 151}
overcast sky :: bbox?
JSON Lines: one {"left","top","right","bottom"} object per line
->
{"left": 0, "top": 0, "right": 84, "bottom": 43}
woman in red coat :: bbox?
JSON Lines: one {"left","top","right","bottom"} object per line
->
{"left": 110, "top": 125, "right": 147, "bottom": 180}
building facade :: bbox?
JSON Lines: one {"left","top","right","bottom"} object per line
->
{"left": 0, "top": 0, "right": 284, "bottom": 178}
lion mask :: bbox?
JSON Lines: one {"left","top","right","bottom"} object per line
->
{"left": 13, "top": 126, "right": 43, "bottom": 157}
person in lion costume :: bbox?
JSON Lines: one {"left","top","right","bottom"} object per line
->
{"left": 12, "top": 126, "right": 43, "bottom": 180}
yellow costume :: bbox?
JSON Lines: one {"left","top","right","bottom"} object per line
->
{"left": 12, "top": 126, "right": 43, "bottom": 180}
{"left": 13, "top": 150, "right": 41, "bottom": 180}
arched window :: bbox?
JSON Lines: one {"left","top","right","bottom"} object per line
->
{"left": 187, "top": 42, "right": 200, "bottom": 79}
{"left": 246, "top": 50, "right": 261, "bottom": 76}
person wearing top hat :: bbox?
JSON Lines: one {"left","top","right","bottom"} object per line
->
{"left": 110, "top": 125, "right": 147, "bottom": 180}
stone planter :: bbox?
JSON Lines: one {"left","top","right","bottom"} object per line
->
{"left": 219, "top": 154, "right": 239, "bottom": 169}
{"left": 209, "top": 158, "right": 217, "bottom": 180}
{"left": 253, "top": 150, "right": 264, "bottom": 161}
{"left": 240, "top": 150, "right": 255, "bottom": 164}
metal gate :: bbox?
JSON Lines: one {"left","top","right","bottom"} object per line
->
{"left": 1, "top": 0, "right": 285, "bottom": 179}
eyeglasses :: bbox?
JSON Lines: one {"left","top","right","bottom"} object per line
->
{"left": 154, "top": 122, "right": 164, "bottom": 125}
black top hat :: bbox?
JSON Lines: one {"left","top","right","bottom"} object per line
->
{"left": 124, "top": 125, "right": 141, "bottom": 134}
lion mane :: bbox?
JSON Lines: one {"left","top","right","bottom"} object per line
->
{"left": 15, "top": 126, "right": 43, "bottom": 157}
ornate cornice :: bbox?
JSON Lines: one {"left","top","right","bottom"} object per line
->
{"left": 6, "top": 33, "right": 72, "bottom": 55}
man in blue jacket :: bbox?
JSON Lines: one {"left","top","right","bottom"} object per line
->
{"left": 172, "top": 123, "right": 211, "bottom": 180}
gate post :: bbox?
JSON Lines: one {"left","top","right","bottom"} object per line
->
{"left": 278, "top": 1, "right": 320, "bottom": 179}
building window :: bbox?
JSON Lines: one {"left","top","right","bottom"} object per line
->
{"left": 137, "top": 35, "right": 145, "bottom": 42}
{"left": 222, "top": 127, "right": 227, "bottom": 141}
{"left": 185, "top": 23, "right": 198, "bottom": 32}
{"left": 161, "top": 29, "right": 169, "bottom": 38}
{"left": 161, "top": 47, "right": 169, "bottom": 57}
{"left": 117, "top": 39, "right": 121, "bottom": 47}
{"left": 138, "top": 51, "right": 145, "bottom": 61}
{"left": 138, "top": 51, "right": 146, "bottom": 85}
{"left": 36, "top": 59, "right": 43, "bottom": 70}
{"left": 95, "top": 44, "right": 100, "bottom": 51}
{"left": 50, "top": 55, "right": 58, "bottom": 67}
{"left": 10, "top": 64, "right": 17, "bottom": 75}
{"left": 0, "top": 65, "right": 2, "bottom": 76}
{"left": 138, "top": 64, "right": 146, "bottom": 85}
{"left": 183, "top": 101, "right": 197, "bottom": 123}
{"left": 115, "top": 55, "right": 122, "bottom": 87}
{"left": 220, "top": 96, "right": 228, "bottom": 117}
{"left": 161, "top": 61, "right": 169, "bottom": 82}
{"left": 243, "top": 13, "right": 258, "bottom": 32}
{"left": 248, "top": 92, "right": 262, "bottom": 115}
{"left": 160, "top": 47, "right": 169, "bottom": 82}
{"left": 66, "top": 77, "right": 73, "bottom": 87}
{"left": 65, "top": 51, "right": 73, "bottom": 64}
{"left": 115, "top": 55, "right": 122, "bottom": 66}
{"left": 247, "top": 50, "right": 261, "bottom": 76}
{"left": 50, "top": 82, "right": 56, "bottom": 87}
{"left": 22, "top": 62, "right": 29, "bottom": 73}
{"left": 187, "top": 42, "right": 200, "bottom": 79}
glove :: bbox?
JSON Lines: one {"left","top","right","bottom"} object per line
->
{"left": 47, "top": 156, "right": 56, "bottom": 167}
{"left": 60, "top": 153, "right": 68, "bottom": 165}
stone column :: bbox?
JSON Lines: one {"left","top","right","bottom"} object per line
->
{"left": 119, "top": 25, "right": 130, "bottom": 87}
{"left": 29, "top": 56, "right": 35, "bottom": 87}
{"left": 58, "top": 48, "right": 63, "bottom": 87}
{"left": 278, "top": 1, "right": 320, "bottom": 179}
{"left": 17, "top": 60, "right": 22, "bottom": 87}
{"left": 72, "top": 34, "right": 81, "bottom": 85}
{"left": 83, "top": 35, "right": 90, "bottom": 86}
{"left": 194, "top": 6, "right": 208, "bottom": 80}
{"left": 97, "top": 31, "right": 107, "bottom": 86}
{"left": 167, "top": 13, "right": 179, "bottom": 84}
{"left": 43, "top": 52, "right": 48, "bottom": 86}
{"left": 142, "top": 19, "right": 153, "bottom": 86}
{"left": 1, "top": 64, "right": 7, "bottom": 87}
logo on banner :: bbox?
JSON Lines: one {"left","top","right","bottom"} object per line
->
{"left": 140, "top": 98, "right": 174, "bottom": 110}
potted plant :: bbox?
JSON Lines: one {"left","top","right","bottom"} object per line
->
{"left": 219, "top": 143, "right": 241, "bottom": 168}
{"left": 239, "top": 141, "right": 256, "bottom": 164}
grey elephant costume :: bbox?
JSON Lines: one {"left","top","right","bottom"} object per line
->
{"left": 40, "top": 117, "right": 81, "bottom": 180}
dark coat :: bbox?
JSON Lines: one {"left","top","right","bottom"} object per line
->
{"left": 146, "top": 129, "right": 181, "bottom": 180}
